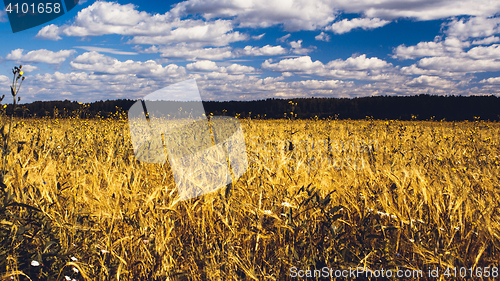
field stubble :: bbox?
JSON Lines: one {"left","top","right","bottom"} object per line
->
{"left": 1, "top": 117, "right": 499, "bottom": 280}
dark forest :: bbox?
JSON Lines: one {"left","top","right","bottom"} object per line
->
{"left": 4, "top": 94, "right": 500, "bottom": 121}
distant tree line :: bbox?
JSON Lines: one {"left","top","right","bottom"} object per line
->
{"left": 3, "top": 94, "right": 500, "bottom": 121}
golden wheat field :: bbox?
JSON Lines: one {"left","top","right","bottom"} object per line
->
{"left": 1, "top": 116, "right": 500, "bottom": 280}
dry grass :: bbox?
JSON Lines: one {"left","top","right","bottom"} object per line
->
{"left": 1, "top": 116, "right": 499, "bottom": 280}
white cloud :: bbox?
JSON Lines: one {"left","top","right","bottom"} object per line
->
{"left": 480, "top": 77, "right": 500, "bottom": 84}
{"left": 186, "top": 60, "right": 256, "bottom": 74}
{"left": 391, "top": 16, "right": 500, "bottom": 81}
{"left": 186, "top": 60, "right": 221, "bottom": 72}
{"left": 262, "top": 54, "right": 396, "bottom": 81}
{"left": 327, "top": 54, "right": 390, "bottom": 70}
{"left": 194, "top": 74, "right": 356, "bottom": 101}
{"left": 136, "top": 45, "right": 160, "bottom": 54}
{"left": 466, "top": 44, "right": 500, "bottom": 60}
{"left": 35, "top": 1, "right": 246, "bottom": 47}
{"left": 128, "top": 20, "right": 247, "bottom": 46}
{"left": 262, "top": 56, "right": 324, "bottom": 73}
{"left": 173, "top": 0, "right": 500, "bottom": 32}
{"left": 400, "top": 64, "right": 459, "bottom": 78}
{"left": 406, "top": 75, "right": 456, "bottom": 89}
{"left": 36, "top": 24, "right": 62, "bottom": 40}
{"left": 326, "top": 18, "right": 390, "bottom": 34}
{"left": 445, "top": 17, "right": 500, "bottom": 40}
{"left": 70, "top": 52, "right": 187, "bottom": 79}
{"left": 20, "top": 65, "right": 39, "bottom": 72}
{"left": 75, "top": 46, "right": 137, "bottom": 55}
{"left": 397, "top": 38, "right": 500, "bottom": 77}
{"left": 25, "top": 71, "right": 167, "bottom": 102}
{"left": 35, "top": 0, "right": 500, "bottom": 50}
{"left": 0, "top": 8, "right": 7, "bottom": 23}
{"left": 157, "top": 44, "right": 233, "bottom": 60}
{"left": 289, "top": 79, "right": 349, "bottom": 89}
{"left": 6, "top": 49, "right": 76, "bottom": 64}
{"left": 416, "top": 56, "right": 500, "bottom": 73}
{"left": 172, "top": 0, "right": 336, "bottom": 32}
{"left": 17, "top": 68, "right": 470, "bottom": 103}
{"left": 290, "top": 40, "right": 313, "bottom": 55}
{"left": 340, "top": 0, "right": 500, "bottom": 21}
{"left": 252, "top": 33, "right": 265, "bottom": 40}
{"left": 226, "top": 64, "right": 256, "bottom": 74}
{"left": 236, "top": 45, "right": 287, "bottom": 56}
{"left": 152, "top": 44, "right": 288, "bottom": 60}
{"left": 202, "top": 72, "right": 249, "bottom": 81}
{"left": 277, "top": 34, "right": 291, "bottom": 42}
{"left": 0, "top": 75, "right": 8, "bottom": 84}
{"left": 472, "top": 36, "right": 500, "bottom": 45}
{"left": 392, "top": 37, "right": 470, "bottom": 60}
{"left": 315, "top": 32, "right": 330, "bottom": 42}
{"left": 141, "top": 43, "right": 291, "bottom": 61}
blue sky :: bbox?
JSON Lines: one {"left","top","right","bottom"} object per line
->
{"left": 1, "top": 0, "right": 500, "bottom": 103}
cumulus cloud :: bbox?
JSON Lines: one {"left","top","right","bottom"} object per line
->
{"left": 194, "top": 74, "right": 464, "bottom": 100}
{"left": 226, "top": 64, "right": 256, "bottom": 74}
{"left": 342, "top": 0, "right": 500, "bottom": 21}
{"left": 326, "top": 18, "right": 390, "bottom": 34}
{"left": 158, "top": 44, "right": 233, "bottom": 61}
{"left": 406, "top": 75, "right": 456, "bottom": 89}
{"left": 128, "top": 20, "right": 247, "bottom": 46}
{"left": 186, "top": 60, "right": 256, "bottom": 74}
{"left": 315, "top": 32, "right": 330, "bottom": 42}
{"left": 327, "top": 54, "right": 390, "bottom": 70}
{"left": 36, "top": 24, "right": 62, "bottom": 40}
{"left": 445, "top": 17, "right": 500, "bottom": 40}
{"left": 235, "top": 45, "right": 287, "bottom": 56}
{"left": 262, "top": 55, "right": 396, "bottom": 81}
{"left": 396, "top": 36, "right": 500, "bottom": 77}
{"left": 193, "top": 75, "right": 355, "bottom": 101}
{"left": 5, "top": 49, "right": 76, "bottom": 64}
{"left": 172, "top": 0, "right": 336, "bottom": 32}
{"left": 70, "top": 51, "right": 187, "bottom": 79}
{"left": 172, "top": 0, "right": 500, "bottom": 32}
{"left": 472, "top": 36, "right": 500, "bottom": 45}
{"left": 14, "top": 67, "right": 469, "bottom": 103}
{"left": 289, "top": 79, "right": 349, "bottom": 90}
{"left": 416, "top": 56, "right": 500, "bottom": 73}
{"left": 290, "top": 40, "right": 313, "bottom": 55}
{"left": 20, "top": 65, "right": 39, "bottom": 72}
{"left": 75, "top": 46, "right": 137, "bottom": 55}
{"left": 392, "top": 37, "right": 470, "bottom": 60}
{"left": 467, "top": 44, "right": 500, "bottom": 59}
{"left": 145, "top": 43, "right": 293, "bottom": 61}
{"left": 33, "top": 0, "right": 500, "bottom": 52}
{"left": 480, "top": 77, "right": 500, "bottom": 84}
{"left": 24, "top": 71, "right": 182, "bottom": 102}
{"left": 262, "top": 56, "right": 324, "bottom": 73}
{"left": 186, "top": 60, "right": 222, "bottom": 72}
{"left": 149, "top": 44, "right": 287, "bottom": 60}
{"left": 36, "top": 1, "right": 246, "bottom": 47}
{"left": 400, "top": 64, "right": 459, "bottom": 78}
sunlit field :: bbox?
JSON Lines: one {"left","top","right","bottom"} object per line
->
{"left": 1, "top": 116, "right": 499, "bottom": 280}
